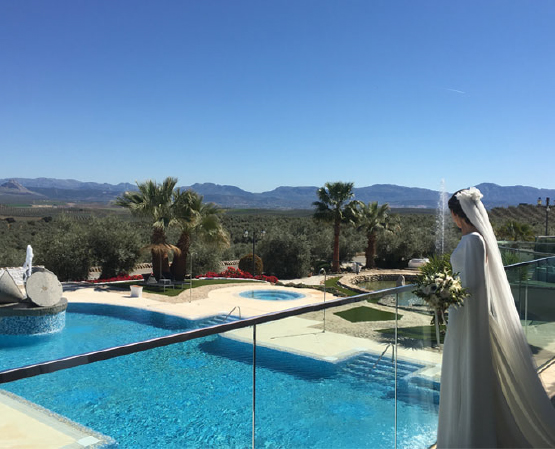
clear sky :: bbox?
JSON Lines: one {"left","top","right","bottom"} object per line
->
{"left": 1, "top": 1, "right": 554, "bottom": 193}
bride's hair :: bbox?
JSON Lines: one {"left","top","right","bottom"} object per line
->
{"left": 448, "top": 189, "right": 475, "bottom": 226}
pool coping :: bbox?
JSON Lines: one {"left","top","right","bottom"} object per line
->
{"left": 0, "top": 389, "right": 116, "bottom": 449}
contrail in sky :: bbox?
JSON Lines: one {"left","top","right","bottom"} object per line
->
{"left": 441, "top": 87, "right": 466, "bottom": 94}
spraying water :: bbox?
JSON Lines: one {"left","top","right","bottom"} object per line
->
{"left": 436, "top": 179, "right": 448, "bottom": 255}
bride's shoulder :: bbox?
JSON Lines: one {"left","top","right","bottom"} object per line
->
{"left": 461, "top": 232, "right": 486, "bottom": 250}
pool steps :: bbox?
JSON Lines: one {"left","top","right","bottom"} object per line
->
{"left": 340, "top": 352, "right": 440, "bottom": 392}
{"left": 196, "top": 313, "right": 241, "bottom": 328}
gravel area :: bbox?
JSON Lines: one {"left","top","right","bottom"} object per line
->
{"left": 302, "top": 301, "right": 433, "bottom": 347}
{"left": 130, "top": 272, "right": 436, "bottom": 350}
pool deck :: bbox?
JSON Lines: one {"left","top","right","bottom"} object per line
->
{"left": 0, "top": 389, "right": 115, "bottom": 449}
{"left": 2, "top": 278, "right": 554, "bottom": 448}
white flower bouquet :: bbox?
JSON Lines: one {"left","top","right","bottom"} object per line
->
{"left": 412, "top": 257, "right": 468, "bottom": 347}
{"left": 413, "top": 267, "right": 467, "bottom": 310}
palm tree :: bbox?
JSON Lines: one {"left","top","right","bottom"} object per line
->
{"left": 115, "top": 177, "right": 179, "bottom": 280}
{"left": 170, "top": 189, "right": 230, "bottom": 280}
{"left": 357, "top": 201, "right": 391, "bottom": 268}
{"left": 313, "top": 182, "right": 361, "bottom": 273}
{"left": 496, "top": 220, "right": 535, "bottom": 242}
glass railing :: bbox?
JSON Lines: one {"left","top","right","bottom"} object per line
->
{"left": 506, "top": 256, "right": 555, "bottom": 371}
{"left": 0, "top": 286, "right": 442, "bottom": 448}
{"left": 3, "top": 258, "right": 551, "bottom": 449}
{"left": 499, "top": 240, "right": 555, "bottom": 265}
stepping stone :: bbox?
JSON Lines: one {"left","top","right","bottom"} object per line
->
{"left": 0, "top": 270, "right": 24, "bottom": 303}
{"left": 26, "top": 271, "right": 63, "bottom": 307}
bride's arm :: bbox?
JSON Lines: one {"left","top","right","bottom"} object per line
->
{"left": 461, "top": 234, "right": 487, "bottom": 297}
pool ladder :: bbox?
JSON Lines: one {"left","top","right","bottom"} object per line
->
{"left": 223, "top": 306, "right": 242, "bottom": 322}
{"left": 370, "top": 344, "right": 394, "bottom": 372}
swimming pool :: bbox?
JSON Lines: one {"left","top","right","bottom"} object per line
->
{"left": 1, "top": 303, "right": 438, "bottom": 448}
{"left": 239, "top": 289, "right": 306, "bottom": 300}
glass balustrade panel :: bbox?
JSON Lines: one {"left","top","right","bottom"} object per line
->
{"left": 0, "top": 332, "right": 254, "bottom": 449}
{"left": 393, "top": 290, "right": 441, "bottom": 449}
{"left": 520, "top": 260, "right": 555, "bottom": 370}
{"left": 253, "top": 299, "right": 396, "bottom": 448}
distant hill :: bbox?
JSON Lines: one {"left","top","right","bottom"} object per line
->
{"left": 0, "top": 179, "right": 45, "bottom": 202}
{"left": 0, "top": 177, "right": 553, "bottom": 209}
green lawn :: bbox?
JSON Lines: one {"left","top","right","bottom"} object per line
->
{"left": 111, "top": 279, "right": 260, "bottom": 297}
{"left": 324, "top": 277, "right": 360, "bottom": 296}
{"left": 335, "top": 305, "right": 402, "bottom": 323}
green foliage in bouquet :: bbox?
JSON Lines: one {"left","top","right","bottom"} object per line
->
{"left": 413, "top": 254, "right": 468, "bottom": 312}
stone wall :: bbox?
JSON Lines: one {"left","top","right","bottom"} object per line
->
{"left": 338, "top": 270, "right": 418, "bottom": 293}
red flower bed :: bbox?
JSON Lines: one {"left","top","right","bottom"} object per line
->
{"left": 87, "top": 274, "right": 144, "bottom": 284}
{"left": 197, "top": 267, "right": 278, "bottom": 284}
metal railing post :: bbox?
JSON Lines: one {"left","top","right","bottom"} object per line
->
{"left": 394, "top": 292, "right": 398, "bottom": 449}
{"left": 252, "top": 324, "right": 256, "bottom": 449}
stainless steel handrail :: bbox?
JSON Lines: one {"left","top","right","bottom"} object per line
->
{"left": 0, "top": 285, "right": 415, "bottom": 385}
{"left": 223, "top": 306, "right": 242, "bottom": 321}
{"left": 504, "top": 255, "right": 555, "bottom": 269}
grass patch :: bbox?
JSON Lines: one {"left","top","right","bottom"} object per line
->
{"left": 335, "top": 306, "right": 402, "bottom": 323}
{"left": 109, "top": 279, "right": 259, "bottom": 297}
{"left": 189, "top": 279, "right": 259, "bottom": 288}
{"left": 377, "top": 325, "right": 447, "bottom": 344}
{"left": 324, "top": 277, "right": 359, "bottom": 297}
{"left": 141, "top": 286, "right": 184, "bottom": 297}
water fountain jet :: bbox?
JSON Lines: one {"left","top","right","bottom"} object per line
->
{"left": 436, "top": 179, "right": 448, "bottom": 255}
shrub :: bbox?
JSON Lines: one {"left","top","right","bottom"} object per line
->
{"left": 189, "top": 242, "right": 225, "bottom": 277}
{"left": 259, "top": 234, "right": 311, "bottom": 279}
{"left": 238, "top": 253, "right": 263, "bottom": 276}
{"left": 88, "top": 274, "right": 144, "bottom": 284}
{"left": 34, "top": 216, "right": 93, "bottom": 281}
{"left": 88, "top": 217, "right": 143, "bottom": 279}
{"left": 375, "top": 224, "right": 435, "bottom": 268}
{"left": 197, "top": 266, "right": 278, "bottom": 283}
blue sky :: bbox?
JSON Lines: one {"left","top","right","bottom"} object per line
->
{"left": 1, "top": 1, "right": 554, "bottom": 193}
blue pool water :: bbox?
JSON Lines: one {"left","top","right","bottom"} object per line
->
{"left": 239, "top": 289, "right": 306, "bottom": 300}
{"left": 1, "top": 304, "right": 438, "bottom": 448}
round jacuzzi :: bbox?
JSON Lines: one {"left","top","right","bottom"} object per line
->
{"left": 239, "top": 289, "right": 305, "bottom": 301}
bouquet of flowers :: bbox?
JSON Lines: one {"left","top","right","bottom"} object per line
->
{"left": 413, "top": 256, "right": 468, "bottom": 347}
{"left": 413, "top": 267, "right": 467, "bottom": 311}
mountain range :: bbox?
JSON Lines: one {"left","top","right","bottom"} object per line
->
{"left": 1, "top": 178, "right": 554, "bottom": 209}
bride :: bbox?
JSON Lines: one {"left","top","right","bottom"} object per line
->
{"left": 437, "top": 188, "right": 555, "bottom": 448}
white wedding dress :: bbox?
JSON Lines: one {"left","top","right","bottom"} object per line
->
{"left": 437, "top": 189, "right": 555, "bottom": 448}
{"left": 438, "top": 232, "right": 499, "bottom": 447}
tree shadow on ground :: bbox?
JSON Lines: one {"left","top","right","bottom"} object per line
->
{"left": 376, "top": 325, "right": 446, "bottom": 350}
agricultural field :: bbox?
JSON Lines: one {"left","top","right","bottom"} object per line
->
{"left": 489, "top": 204, "right": 552, "bottom": 235}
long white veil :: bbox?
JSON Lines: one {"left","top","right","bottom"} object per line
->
{"left": 457, "top": 188, "right": 555, "bottom": 447}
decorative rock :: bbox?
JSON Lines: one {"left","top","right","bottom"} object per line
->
{"left": 408, "top": 258, "right": 429, "bottom": 269}
{"left": 4, "top": 267, "right": 26, "bottom": 285}
{"left": 0, "top": 270, "right": 24, "bottom": 303}
{"left": 25, "top": 271, "right": 63, "bottom": 307}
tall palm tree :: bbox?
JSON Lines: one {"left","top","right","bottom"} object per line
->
{"left": 313, "top": 182, "right": 361, "bottom": 273}
{"left": 115, "top": 177, "right": 179, "bottom": 280}
{"left": 496, "top": 220, "right": 535, "bottom": 242}
{"left": 170, "top": 189, "right": 230, "bottom": 280}
{"left": 357, "top": 201, "right": 391, "bottom": 268}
